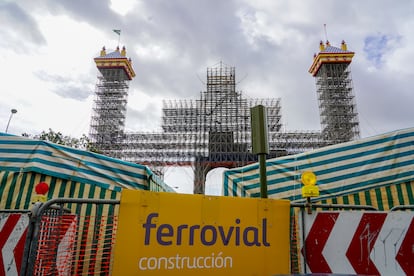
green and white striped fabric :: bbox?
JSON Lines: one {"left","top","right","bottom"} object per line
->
{"left": 223, "top": 128, "right": 414, "bottom": 202}
{"left": 0, "top": 133, "right": 173, "bottom": 194}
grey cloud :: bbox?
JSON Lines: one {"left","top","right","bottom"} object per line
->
{"left": 126, "top": 104, "right": 162, "bottom": 132}
{"left": 52, "top": 84, "right": 92, "bottom": 101}
{"left": 122, "top": 0, "right": 251, "bottom": 99}
{"left": 0, "top": 2, "right": 46, "bottom": 52}
{"left": 25, "top": 0, "right": 119, "bottom": 27}
{"left": 34, "top": 70, "right": 66, "bottom": 83}
{"left": 34, "top": 71, "right": 92, "bottom": 100}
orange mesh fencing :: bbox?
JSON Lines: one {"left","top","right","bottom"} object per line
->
{"left": 32, "top": 210, "right": 118, "bottom": 275}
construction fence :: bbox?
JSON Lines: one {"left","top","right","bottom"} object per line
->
{"left": 1, "top": 198, "right": 119, "bottom": 276}
{"left": 2, "top": 198, "right": 413, "bottom": 275}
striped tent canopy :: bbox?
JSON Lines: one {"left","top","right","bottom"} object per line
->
{"left": 0, "top": 133, "right": 173, "bottom": 193}
{"left": 223, "top": 128, "right": 414, "bottom": 203}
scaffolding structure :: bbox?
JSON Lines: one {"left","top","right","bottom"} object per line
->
{"left": 89, "top": 41, "right": 360, "bottom": 194}
{"left": 89, "top": 46, "right": 135, "bottom": 158}
{"left": 309, "top": 40, "right": 360, "bottom": 144}
{"left": 120, "top": 62, "right": 330, "bottom": 194}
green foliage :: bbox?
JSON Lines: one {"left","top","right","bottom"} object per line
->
{"left": 23, "top": 128, "right": 99, "bottom": 152}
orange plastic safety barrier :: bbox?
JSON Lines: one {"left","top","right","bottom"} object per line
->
{"left": 33, "top": 213, "right": 118, "bottom": 275}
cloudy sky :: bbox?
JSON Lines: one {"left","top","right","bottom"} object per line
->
{"left": 1, "top": 0, "right": 413, "bottom": 193}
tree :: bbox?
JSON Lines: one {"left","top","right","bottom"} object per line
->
{"left": 23, "top": 129, "right": 99, "bottom": 152}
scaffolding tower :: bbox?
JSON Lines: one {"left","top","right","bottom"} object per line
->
{"left": 89, "top": 46, "right": 135, "bottom": 158}
{"left": 309, "top": 40, "right": 360, "bottom": 144}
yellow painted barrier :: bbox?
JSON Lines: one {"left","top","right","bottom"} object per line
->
{"left": 112, "top": 190, "right": 291, "bottom": 275}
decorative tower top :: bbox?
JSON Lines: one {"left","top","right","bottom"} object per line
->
{"left": 100, "top": 46, "right": 106, "bottom": 57}
{"left": 341, "top": 40, "right": 347, "bottom": 51}
{"left": 309, "top": 40, "right": 354, "bottom": 76}
{"left": 94, "top": 46, "right": 136, "bottom": 80}
{"left": 319, "top": 40, "right": 325, "bottom": 51}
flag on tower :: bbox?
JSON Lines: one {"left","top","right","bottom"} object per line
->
{"left": 113, "top": 29, "right": 121, "bottom": 35}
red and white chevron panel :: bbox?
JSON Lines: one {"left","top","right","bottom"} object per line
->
{"left": 0, "top": 213, "right": 30, "bottom": 276}
{"left": 299, "top": 211, "right": 414, "bottom": 275}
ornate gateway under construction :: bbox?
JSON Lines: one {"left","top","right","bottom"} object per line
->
{"left": 89, "top": 40, "right": 360, "bottom": 194}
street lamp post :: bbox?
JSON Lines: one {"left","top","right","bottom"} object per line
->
{"left": 5, "top": 108, "right": 17, "bottom": 133}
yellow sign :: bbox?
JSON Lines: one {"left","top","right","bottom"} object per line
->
{"left": 112, "top": 190, "right": 290, "bottom": 275}
{"left": 31, "top": 194, "right": 47, "bottom": 203}
{"left": 302, "top": 186, "right": 320, "bottom": 197}
{"left": 301, "top": 171, "right": 320, "bottom": 197}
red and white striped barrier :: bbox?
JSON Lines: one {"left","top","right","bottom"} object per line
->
{"left": 299, "top": 211, "right": 414, "bottom": 275}
{"left": 0, "top": 213, "right": 29, "bottom": 276}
